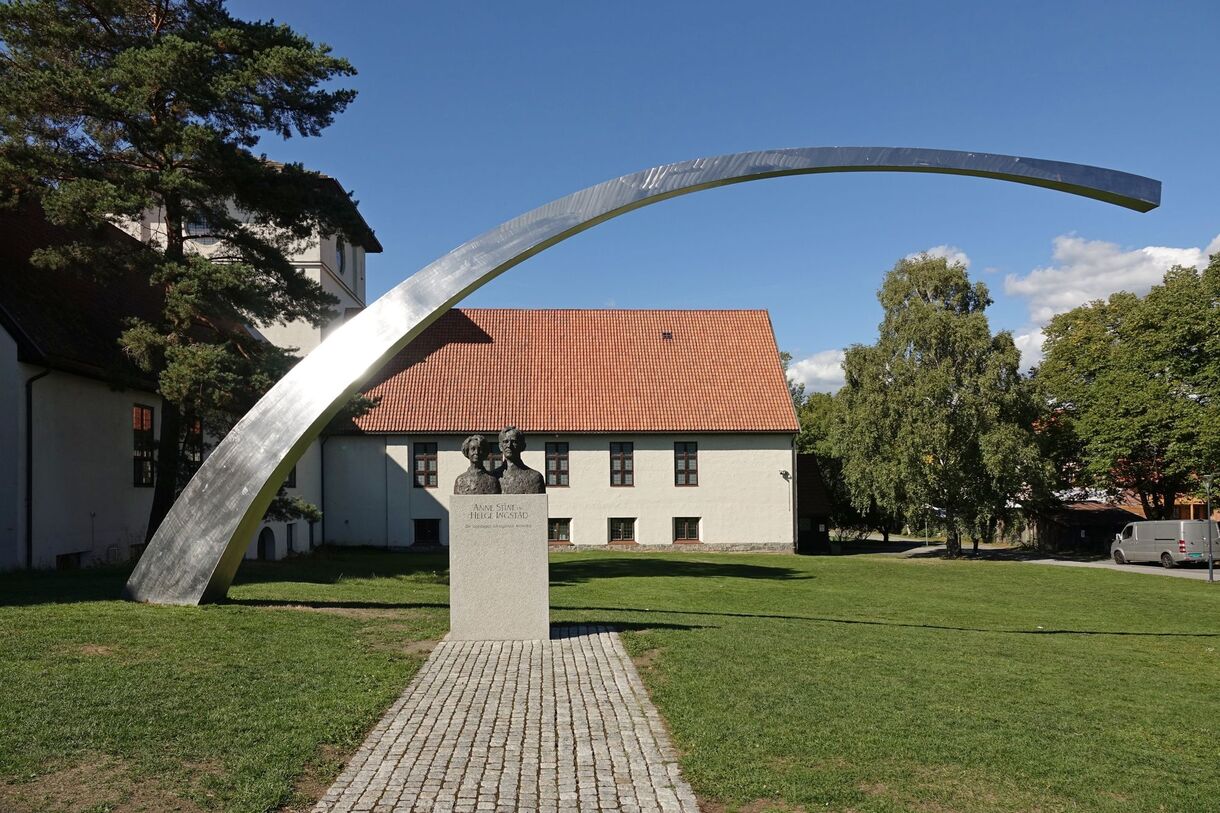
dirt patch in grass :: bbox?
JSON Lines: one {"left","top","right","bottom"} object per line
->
{"left": 859, "top": 762, "right": 1068, "bottom": 813}
{"left": 265, "top": 603, "right": 421, "bottom": 621}
{"left": 700, "top": 798, "right": 808, "bottom": 813}
{"left": 0, "top": 755, "right": 206, "bottom": 813}
{"left": 857, "top": 780, "right": 889, "bottom": 796}
{"left": 77, "top": 644, "right": 116, "bottom": 656}
{"left": 402, "top": 639, "right": 438, "bottom": 656}
{"left": 632, "top": 647, "right": 661, "bottom": 670}
{"left": 276, "top": 744, "right": 347, "bottom": 813}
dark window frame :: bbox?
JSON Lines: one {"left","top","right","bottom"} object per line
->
{"left": 132, "top": 404, "right": 155, "bottom": 487}
{"left": 548, "top": 518, "right": 572, "bottom": 543}
{"left": 610, "top": 442, "right": 634, "bottom": 487}
{"left": 674, "top": 516, "right": 700, "bottom": 542}
{"left": 483, "top": 447, "right": 503, "bottom": 473}
{"left": 609, "top": 517, "right": 636, "bottom": 542}
{"left": 674, "top": 441, "right": 699, "bottom": 486}
{"left": 413, "top": 442, "right": 438, "bottom": 488}
{"left": 545, "top": 442, "right": 570, "bottom": 487}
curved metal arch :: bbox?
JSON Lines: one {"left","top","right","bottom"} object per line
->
{"left": 123, "top": 146, "right": 1160, "bottom": 604}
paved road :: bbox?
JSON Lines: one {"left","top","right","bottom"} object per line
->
{"left": 1017, "top": 557, "right": 1220, "bottom": 581}
{"left": 313, "top": 625, "right": 699, "bottom": 813}
{"left": 875, "top": 543, "right": 1220, "bottom": 582}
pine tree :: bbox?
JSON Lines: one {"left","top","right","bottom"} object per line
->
{"left": 0, "top": 0, "right": 369, "bottom": 536}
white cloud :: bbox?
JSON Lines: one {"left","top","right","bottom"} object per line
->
{"left": 908, "top": 244, "right": 971, "bottom": 268}
{"left": 788, "top": 349, "right": 846, "bottom": 393}
{"left": 1004, "top": 233, "right": 1220, "bottom": 368}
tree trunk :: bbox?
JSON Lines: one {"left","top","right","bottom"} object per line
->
{"left": 945, "top": 525, "right": 961, "bottom": 558}
{"left": 881, "top": 527, "right": 890, "bottom": 543}
{"left": 972, "top": 537, "right": 980, "bottom": 555}
{"left": 146, "top": 399, "right": 182, "bottom": 541}
{"left": 146, "top": 195, "right": 184, "bottom": 542}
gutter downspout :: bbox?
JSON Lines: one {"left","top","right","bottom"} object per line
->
{"left": 24, "top": 368, "right": 50, "bottom": 569}
{"left": 791, "top": 437, "right": 798, "bottom": 553}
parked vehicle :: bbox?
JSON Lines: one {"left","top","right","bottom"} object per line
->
{"left": 1111, "top": 520, "right": 1220, "bottom": 568}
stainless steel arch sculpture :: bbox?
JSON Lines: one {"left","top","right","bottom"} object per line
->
{"left": 123, "top": 146, "right": 1160, "bottom": 605}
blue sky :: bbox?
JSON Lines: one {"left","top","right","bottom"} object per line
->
{"left": 232, "top": 0, "right": 1219, "bottom": 390}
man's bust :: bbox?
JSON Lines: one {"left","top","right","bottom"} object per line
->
{"left": 495, "top": 425, "right": 546, "bottom": 494}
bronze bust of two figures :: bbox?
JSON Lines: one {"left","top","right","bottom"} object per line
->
{"left": 454, "top": 426, "right": 546, "bottom": 495}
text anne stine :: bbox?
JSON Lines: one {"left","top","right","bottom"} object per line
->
{"left": 468, "top": 503, "right": 528, "bottom": 520}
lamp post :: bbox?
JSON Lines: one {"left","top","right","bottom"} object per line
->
{"left": 1206, "top": 474, "right": 1215, "bottom": 584}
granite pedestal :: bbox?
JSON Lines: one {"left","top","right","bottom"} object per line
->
{"left": 449, "top": 493, "right": 549, "bottom": 640}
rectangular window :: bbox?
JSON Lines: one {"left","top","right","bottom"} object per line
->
{"left": 284, "top": 464, "right": 297, "bottom": 489}
{"left": 286, "top": 522, "right": 296, "bottom": 555}
{"left": 609, "top": 517, "right": 636, "bottom": 543}
{"left": 484, "top": 446, "right": 503, "bottom": 473}
{"left": 548, "top": 518, "right": 571, "bottom": 543}
{"left": 413, "top": 442, "right": 438, "bottom": 488}
{"left": 610, "top": 442, "right": 634, "bottom": 487}
{"left": 674, "top": 441, "right": 698, "bottom": 486}
{"left": 674, "top": 517, "right": 700, "bottom": 542}
{"left": 546, "top": 442, "right": 569, "bottom": 487}
{"left": 132, "top": 404, "right": 155, "bottom": 487}
{"left": 414, "top": 518, "right": 440, "bottom": 545}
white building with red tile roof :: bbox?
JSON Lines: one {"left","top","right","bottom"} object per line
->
{"left": 322, "top": 308, "right": 801, "bottom": 550}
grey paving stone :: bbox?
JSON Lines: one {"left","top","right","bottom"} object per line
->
{"left": 312, "top": 625, "right": 698, "bottom": 812}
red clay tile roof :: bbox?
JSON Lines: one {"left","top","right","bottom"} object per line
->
{"left": 350, "top": 309, "right": 799, "bottom": 434}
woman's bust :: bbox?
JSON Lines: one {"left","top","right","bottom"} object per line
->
{"left": 453, "top": 434, "right": 501, "bottom": 494}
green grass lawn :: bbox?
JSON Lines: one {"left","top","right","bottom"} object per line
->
{"left": 2, "top": 549, "right": 1219, "bottom": 812}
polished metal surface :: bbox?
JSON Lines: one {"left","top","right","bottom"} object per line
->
{"left": 123, "top": 146, "right": 1161, "bottom": 605}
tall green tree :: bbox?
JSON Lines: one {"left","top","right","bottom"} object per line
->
{"left": 1036, "top": 259, "right": 1220, "bottom": 517}
{"left": 0, "top": 0, "right": 368, "bottom": 535}
{"left": 795, "top": 391, "right": 879, "bottom": 539}
{"left": 836, "top": 254, "right": 1048, "bottom": 556}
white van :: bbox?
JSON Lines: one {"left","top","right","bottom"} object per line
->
{"left": 1111, "top": 520, "right": 1220, "bottom": 567}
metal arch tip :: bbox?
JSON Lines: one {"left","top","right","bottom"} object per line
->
{"left": 122, "top": 145, "right": 1161, "bottom": 605}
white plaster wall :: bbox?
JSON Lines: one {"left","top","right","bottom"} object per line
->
{"left": 323, "top": 432, "right": 795, "bottom": 548}
{"left": 541, "top": 434, "right": 794, "bottom": 546}
{"left": 21, "top": 366, "right": 160, "bottom": 567}
{"left": 0, "top": 328, "right": 19, "bottom": 569}
{"left": 123, "top": 208, "right": 368, "bottom": 355}
{"left": 244, "top": 439, "right": 323, "bottom": 561}
{"left": 323, "top": 435, "right": 389, "bottom": 546}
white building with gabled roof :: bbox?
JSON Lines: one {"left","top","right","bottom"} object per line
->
{"left": 322, "top": 308, "right": 802, "bottom": 550}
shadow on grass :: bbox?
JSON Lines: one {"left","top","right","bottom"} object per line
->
{"left": 0, "top": 548, "right": 449, "bottom": 606}
{"left": 559, "top": 605, "right": 1220, "bottom": 638}
{"left": 905, "top": 546, "right": 1107, "bottom": 563}
{"left": 549, "top": 557, "right": 810, "bottom": 586}
{"left": 551, "top": 621, "right": 710, "bottom": 637}
{"left": 232, "top": 548, "right": 450, "bottom": 587}
{"left": 224, "top": 598, "right": 448, "bottom": 611}
{"left": 0, "top": 566, "right": 133, "bottom": 606}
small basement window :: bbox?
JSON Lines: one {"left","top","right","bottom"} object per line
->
{"left": 548, "top": 518, "right": 571, "bottom": 543}
{"left": 414, "top": 518, "right": 440, "bottom": 545}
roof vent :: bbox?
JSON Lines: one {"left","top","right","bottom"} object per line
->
{"left": 661, "top": 331, "right": 673, "bottom": 340}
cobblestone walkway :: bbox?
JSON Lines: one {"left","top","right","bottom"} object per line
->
{"left": 313, "top": 625, "right": 700, "bottom": 813}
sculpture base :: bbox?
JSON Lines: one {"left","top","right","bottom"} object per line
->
{"left": 449, "top": 494, "right": 549, "bottom": 641}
